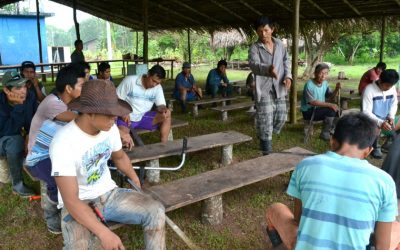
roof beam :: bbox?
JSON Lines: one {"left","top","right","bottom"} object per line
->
{"left": 271, "top": 0, "right": 305, "bottom": 18}
{"left": 210, "top": 0, "right": 247, "bottom": 22}
{"left": 171, "top": 0, "right": 221, "bottom": 24}
{"left": 342, "top": 0, "right": 361, "bottom": 15}
{"left": 239, "top": 0, "right": 262, "bottom": 16}
{"left": 306, "top": 0, "right": 330, "bottom": 17}
{"left": 394, "top": 0, "right": 400, "bottom": 7}
{"left": 150, "top": 2, "right": 202, "bottom": 25}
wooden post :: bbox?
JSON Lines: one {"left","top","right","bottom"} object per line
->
{"left": 187, "top": 28, "right": 191, "bottom": 64}
{"left": 143, "top": 0, "right": 149, "bottom": 64}
{"left": 201, "top": 144, "right": 232, "bottom": 225}
{"left": 379, "top": 16, "right": 386, "bottom": 63}
{"left": 35, "top": 0, "right": 45, "bottom": 82}
{"left": 146, "top": 160, "right": 160, "bottom": 184}
{"left": 135, "top": 31, "right": 139, "bottom": 58}
{"left": 290, "top": 0, "right": 300, "bottom": 124}
{"left": 72, "top": 0, "right": 80, "bottom": 41}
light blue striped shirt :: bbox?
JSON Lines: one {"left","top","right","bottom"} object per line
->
{"left": 288, "top": 151, "right": 397, "bottom": 249}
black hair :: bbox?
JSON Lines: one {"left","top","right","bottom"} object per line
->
{"left": 55, "top": 64, "right": 86, "bottom": 93}
{"left": 148, "top": 65, "right": 166, "bottom": 79}
{"left": 20, "top": 61, "right": 35, "bottom": 72}
{"left": 376, "top": 62, "right": 387, "bottom": 70}
{"left": 333, "top": 113, "right": 377, "bottom": 150}
{"left": 98, "top": 62, "right": 110, "bottom": 73}
{"left": 253, "top": 16, "right": 275, "bottom": 30}
{"left": 217, "top": 59, "right": 227, "bottom": 68}
{"left": 314, "top": 63, "right": 330, "bottom": 75}
{"left": 78, "top": 61, "right": 90, "bottom": 70}
{"left": 380, "top": 69, "right": 399, "bottom": 85}
{"left": 74, "top": 39, "right": 83, "bottom": 47}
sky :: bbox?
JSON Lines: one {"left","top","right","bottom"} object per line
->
{"left": 19, "top": 0, "right": 93, "bottom": 30}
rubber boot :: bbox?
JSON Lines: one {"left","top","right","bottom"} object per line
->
{"left": 320, "top": 117, "right": 334, "bottom": 141}
{"left": 8, "top": 154, "right": 35, "bottom": 197}
{"left": 371, "top": 138, "right": 383, "bottom": 159}
{"left": 260, "top": 139, "right": 272, "bottom": 155}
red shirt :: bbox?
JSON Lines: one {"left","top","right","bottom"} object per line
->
{"left": 358, "top": 68, "right": 379, "bottom": 95}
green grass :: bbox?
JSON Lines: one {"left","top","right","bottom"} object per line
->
{"left": 0, "top": 62, "right": 390, "bottom": 249}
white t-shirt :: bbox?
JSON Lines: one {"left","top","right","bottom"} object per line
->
{"left": 50, "top": 121, "right": 121, "bottom": 208}
{"left": 28, "top": 93, "right": 67, "bottom": 152}
{"left": 116, "top": 75, "right": 166, "bottom": 122}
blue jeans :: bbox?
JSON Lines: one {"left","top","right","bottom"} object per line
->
{"left": 61, "top": 188, "right": 165, "bottom": 250}
{"left": 206, "top": 84, "right": 233, "bottom": 98}
{"left": 0, "top": 135, "right": 24, "bottom": 184}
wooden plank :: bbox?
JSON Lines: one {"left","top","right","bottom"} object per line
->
{"left": 146, "top": 147, "right": 314, "bottom": 212}
{"left": 211, "top": 102, "right": 254, "bottom": 112}
{"left": 189, "top": 97, "right": 237, "bottom": 105}
{"left": 126, "top": 131, "right": 252, "bottom": 163}
{"left": 136, "top": 118, "right": 188, "bottom": 135}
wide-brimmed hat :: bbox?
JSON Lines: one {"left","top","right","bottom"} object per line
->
{"left": 2, "top": 71, "right": 28, "bottom": 87}
{"left": 68, "top": 80, "right": 132, "bottom": 117}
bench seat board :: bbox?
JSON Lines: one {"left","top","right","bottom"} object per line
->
{"left": 126, "top": 131, "right": 252, "bottom": 163}
{"left": 211, "top": 102, "right": 254, "bottom": 112}
{"left": 136, "top": 118, "right": 188, "bottom": 135}
{"left": 189, "top": 97, "right": 237, "bottom": 105}
{"left": 146, "top": 147, "right": 314, "bottom": 212}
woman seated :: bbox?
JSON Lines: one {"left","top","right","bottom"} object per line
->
{"left": 300, "top": 63, "right": 341, "bottom": 140}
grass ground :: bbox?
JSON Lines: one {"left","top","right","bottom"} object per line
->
{"left": 0, "top": 63, "right": 391, "bottom": 249}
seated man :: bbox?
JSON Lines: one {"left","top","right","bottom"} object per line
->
{"left": 90, "top": 62, "right": 113, "bottom": 83}
{"left": 362, "top": 69, "right": 399, "bottom": 159}
{"left": 116, "top": 65, "right": 171, "bottom": 143}
{"left": 358, "top": 62, "right": 386, "bottom": 95}
{"left": 74, "top": 61, "right": 91, "bottom": 81}
{"left": 21, "top": 61, "right": 46, "bottom": 102}
{"left": 206, "top": 59, "right": 232, "bottom": 98}
{"left": 173, "top": 62, "right": 202, "bottom": 113}
{"left": 265, "top": 113, "right": 400, "bottom": 250}
{"left": 25, "top": 65, "right": 85, "bottom": 234}
{"left": 300, "top": 63, "right": 341, "bottom": 140}
{"left": 0, "top": 71, "right": 37, "bottom": 196}
{"left": 50, "top": 80, "right": 165, "bottom": 249}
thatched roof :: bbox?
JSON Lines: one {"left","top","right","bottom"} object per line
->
{"left": 1, "top": 0, "right": 400, "bottom": 30}
{"left": 211, "top": 28, "right": 247, "bottom": 49}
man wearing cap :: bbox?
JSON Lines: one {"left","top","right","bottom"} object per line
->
{"left": 50, "top": 80, "right": 165, "bottom": 249}
{"left": 116, "top": 65, "right": 171, "bottom": 143}
{"left": 206, "top": 59, "right": 233, "bottom": 99}
{"left": 0, "top": 71, "right": 37, "bottom": 196}
{"left": 20, "top": 61, "right": 46, "bottom": 102}
{"left": 173, "top": 62, "right": 202, "bottom": 113}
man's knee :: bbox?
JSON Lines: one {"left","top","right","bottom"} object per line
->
{"left": 4, "top": 135, "right": 24, "bottom": 155}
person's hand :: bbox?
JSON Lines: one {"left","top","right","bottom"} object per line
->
{"left": 329, "top": 103, "right": 339, "bottom": 112}
{"left": 269, "top": 65, "right": 278, "bottom": 79}
{"left": 335, "top": 82, "right": 342, "bottom": 91}
{"left": 121, "top": 133, "right": 134, "bottom": 151}
{"left": 3, "top": 88, "right": 25, "bottom": 105}
{"left": 283, "top": 78, "right": 292, "bottom": 90}
{"left": 99, "top": 230, "right": 125, "bottom": 250}
{"left": 30, "top": 78, "right": 40, "bottom": 88}
{"left": 387, "top": 117, "right": 394, "bottom": 126}
{"left": 121, "top": 115, "right": 131, "bottom": 126}
{"left": 382, "top": 121, "right": 393, "bottom": 131}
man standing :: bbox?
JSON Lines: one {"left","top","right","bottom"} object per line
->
{"left": 116, "top": 65, "right": 171, "bottom": 143}
{"left": 206, "top": 60, "right": 232, "bottom": 98}
{"left": 50, "top": 80, "right": 165, "bottom": 249}
{"left": 249, "top": 16, "right": 292, "bottom": 155}
{"left": 358, "top": 62, "right": 386, "bottom": 95}
{"left": 173, "top": 62, "right": 202, "bottom": 113}
{"left": 71, "top": 39, "right": 85, "bottom": 63}
{"left": 0, "top": 71, "right": 37, "bottom": 196}
{"left": 20, "top": 61, "right": 46, "bottom": 102}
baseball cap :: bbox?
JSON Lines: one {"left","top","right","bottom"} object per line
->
{"left": 2, "top": 71, "right": 28, "bottom": 87}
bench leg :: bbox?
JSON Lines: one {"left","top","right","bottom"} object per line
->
{"left": 340, "top": 99, "right": 348, "bottom": 110}
{"left": 146, "top": 159, "right": 160, "bottom": 184}
{"left": 167, "top": 100, "right": 174, "bottom": 111}
{"left": 221, "top": 111, "right": 228, "bottom": 121}
{"left": 201, "top": 144, "right": 233, "bottom": 225}
{"left": 192, "top": 105, "right": 198, "bottom": 117}
{"left": 167, "top": 129, "right": 174, "bottom": 141}
{"left": 222, "top": 101, "right": 226, "bottom": 106}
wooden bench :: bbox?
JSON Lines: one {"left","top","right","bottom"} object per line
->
{"left": 340, "top": 95, "right": 360, "bottom": 110}
{"left": 145, "top": 147, "right": 314, "bottom": 225}
{"left": 126, "top": 130, "right": 252, "bottom": 183}
{"left": 211, "top": 101, "right": 254, "bottom": 121}
{"left": 230, "top": 80, "right": 246, "bottom": 95}
{"left": 134, "top": 118, "right": 188, "bottom": 141}
{"left": 189, "top": 97, "right": 238, "bottom": 117}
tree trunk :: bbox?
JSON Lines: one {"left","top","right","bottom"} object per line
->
{"left": 347, "top": 40, "right": 362, "bottom": 65}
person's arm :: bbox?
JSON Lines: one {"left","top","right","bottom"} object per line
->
{"left": 326, "top": 82, "right": 341, "bottom": 102}
{"left": 55, "top": 176, "right": 125, "bottom": 250}
{"left": 30, "top": 79, "right": 46, "bottom": 102}
{"left": 374, "top": 221, "right": 392, "bottom": 250}
{"left": 0, "top": 98, "right": 28, "bottom": 136}
{"left": 116, "top": 77, "right": 130, "bottom": 100}
{"left": 248, "top": 44, "right": 275, "bottom": 77}
{"left": 176, "top": 74, "right": 190, "bottom": 91}
{"left": 389, "top": 89, "right": 398, "bottom": 120}
{"left": 111, "top": 149, "right": 140, "bottom": 187}
{"left": 293, "top": 198, "right": 302, "bottom": 225}
{"left": 55, "top": 111, "right": 77, "bottom": 122}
